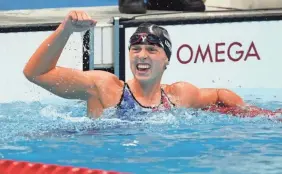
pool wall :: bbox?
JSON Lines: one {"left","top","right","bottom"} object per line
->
{"left": 1, "top": 2, "right": 282, "bottom": 103}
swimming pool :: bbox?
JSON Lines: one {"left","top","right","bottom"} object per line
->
{"left": 1, "top": 89, "right": 282, "bottom": 174}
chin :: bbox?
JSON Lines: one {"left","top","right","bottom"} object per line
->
{"left": 134, "top": 75, "right": 151, "bottom": 82}
{"left": 134, "top": 74, "right": 161, "bottom": 85}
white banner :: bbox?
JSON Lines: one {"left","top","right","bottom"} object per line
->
{"left": 124, "top": 20, "right": 282, "bottom": 89}
{"left": 0, "top": 31, "right": 83, "bottom": 103}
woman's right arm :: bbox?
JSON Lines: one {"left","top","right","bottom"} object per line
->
{"left": 23, "top": 11, "right": 100, "bottom": 100}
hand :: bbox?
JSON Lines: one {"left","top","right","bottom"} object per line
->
{"left": 61, "top": 10, "right": 97, "bottom": 34}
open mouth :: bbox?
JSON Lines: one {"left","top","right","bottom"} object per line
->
{"left": 136, "top": 63, "right": 151, "bottom": 72}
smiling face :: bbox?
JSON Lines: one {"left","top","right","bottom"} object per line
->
{"left": 129, "top": 44, "right": 169, "bottom": 83}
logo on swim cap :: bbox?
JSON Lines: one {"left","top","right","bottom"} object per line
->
{"left": 165, "top": 40, "right": 171, "bottom": 52}
{"left": 141, "top": 35, "right": 147, "bottom": 42}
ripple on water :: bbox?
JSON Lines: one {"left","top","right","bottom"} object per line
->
{"left": 1, "top": 100, "right": 282, "bottom": 174}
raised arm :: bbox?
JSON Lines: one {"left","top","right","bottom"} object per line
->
{"left": 23, "top": 11, "right": 98, "bottom": 100}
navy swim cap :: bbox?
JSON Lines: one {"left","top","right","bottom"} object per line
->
{"left": 129, "top": 23, "right": 172, "bottom": 61}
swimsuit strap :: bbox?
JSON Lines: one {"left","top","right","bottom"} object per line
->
{"left": 153, "top": 87, "right": 175, "bottom": 111}
{"left": 116, "top": 83, "right": 175, "bottom": 112}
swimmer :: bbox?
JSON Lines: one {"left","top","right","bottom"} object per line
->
{"left": 23, "top": 10, "right": 281, "bottom": 118}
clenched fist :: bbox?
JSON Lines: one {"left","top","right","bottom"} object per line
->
{"left": 61, "top": 10, "right": 97, "bottom": 33}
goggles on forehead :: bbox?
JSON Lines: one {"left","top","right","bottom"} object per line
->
{"left": 129, "top": 33, "right": 164, "bottom": 48}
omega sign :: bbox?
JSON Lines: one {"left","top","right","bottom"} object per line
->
{"left": 176, "top": 41, "right": 261, "bottom": 64}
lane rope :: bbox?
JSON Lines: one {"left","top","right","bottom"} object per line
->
{"left": 0, "top": 159, "right": 128, "bottom": 174}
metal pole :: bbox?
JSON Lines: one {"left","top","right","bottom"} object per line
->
{"left": 113, "top": 17, "right": 120, "bottom": 78}
{"left": 89, "top": 27, "right": 95, "bottom": 70}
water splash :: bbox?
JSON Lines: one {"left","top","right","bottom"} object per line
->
{"left": 0, "top": 100, "right": 281, "bottom": 143}
{"left": 1, "top": 100, "right": 282, "bottom": 174}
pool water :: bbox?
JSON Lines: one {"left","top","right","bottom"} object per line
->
{"left": 1, "top": 91, "right": 282, "bottom": 174}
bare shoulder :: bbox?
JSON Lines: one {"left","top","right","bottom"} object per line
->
{"left": 86, "top": 70, "right": 118, "bottom": 80}
{"left": 162, "top": 81, "right": 199, "bottom": 94}
{"left": 88, "top": 70, "right": 124, "bottom": 107}
{"left": 162, "top": 81, "right": 200, "bottom": 107}
{"left": 87, "top": 70, "right": 123, "bottom": 87}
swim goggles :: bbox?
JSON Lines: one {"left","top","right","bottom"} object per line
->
{"left": 129, "top": 33, "right": 164, "bottom": 48}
